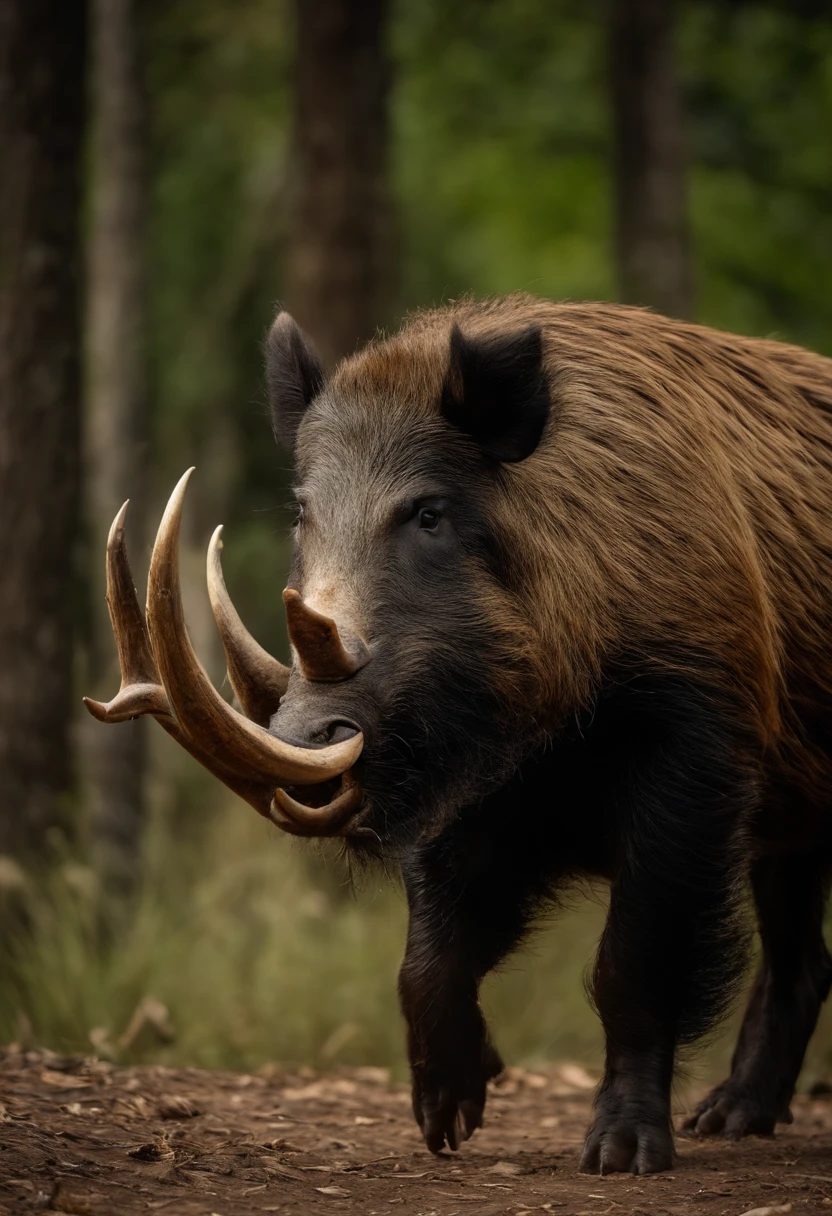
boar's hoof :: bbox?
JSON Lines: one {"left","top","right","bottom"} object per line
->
{"left": 683, "top": 1082, "right": 787, "bottom": 1139}
{"left": 411, "top": 1043, "right": 504, "bottom": 1154}
{"left": 418, "top": 1090, "right": 484, "bottom": 1153}
{"left": 579, "top": 1112, "right": 674, "bottom": 1175}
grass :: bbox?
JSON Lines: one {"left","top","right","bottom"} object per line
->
{"left": 3, "top": 779, "right": 831, "bottom": 1101}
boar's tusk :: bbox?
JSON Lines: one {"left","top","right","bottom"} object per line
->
{"left": 206, "top": 526, "right": 290, "bottom": 728}
{"left": 271, "top": 771, "right": 364, "bottom": 836}
{"left": 146, "top": 469, "right": 362, "bottom": 786}
{"left": 283, "top": 588, "right": 370, "bottom": 682}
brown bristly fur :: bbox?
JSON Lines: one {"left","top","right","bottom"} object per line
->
{"left": 335, "top": 294, "right": 832, "bottom": 813}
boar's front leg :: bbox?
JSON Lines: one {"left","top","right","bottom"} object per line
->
{"left": 399, "top": 807, "right": 552, "bottom": 1153}
{"left": 580, "top": 689, "right": 759, "bottom": 1175}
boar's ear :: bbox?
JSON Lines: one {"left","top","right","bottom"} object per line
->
{"left": 440, "top": 323, "right": 550, "bottom": 462}
{"left": 265, "top": 312, "right": 325, "bottom": 452}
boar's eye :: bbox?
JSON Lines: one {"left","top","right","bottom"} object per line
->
{"left": 418, "top": 507, "right": 441, "bottom": 531}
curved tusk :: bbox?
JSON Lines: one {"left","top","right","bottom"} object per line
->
{"left": 206, "top": 526, "right": 290, "bottom": 727}
{"left": 146, "top": 470, "right": 363, "bottom": 786}
{"left": 270, "top": 773, "right": 363, "bottom": 837}
{"left": 283, "top": 589, "right": 370, "bottom": 682}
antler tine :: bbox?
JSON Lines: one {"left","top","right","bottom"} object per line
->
{"left": 83, "top": 501, "right": 171, "bottom": 724}
{"left": 207, "top": 526, "right": 290, "bottom": 728}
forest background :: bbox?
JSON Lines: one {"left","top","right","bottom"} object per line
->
{"left": 1, "top": 0, "right": 831, "bottom": 1086}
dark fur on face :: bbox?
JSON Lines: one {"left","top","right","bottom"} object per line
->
{"left": 270, "top": 331, "right": 547, "bottom": 853}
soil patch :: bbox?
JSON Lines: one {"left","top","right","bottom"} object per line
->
{"left": 2, "top": 1049, "right": 831, "bottom": 1215}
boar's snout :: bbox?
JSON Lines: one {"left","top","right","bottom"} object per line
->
{"left": 269, "top": 705, "right": 361, "bottom": 751}
{"left": 264, "top": 589, "right": 372, "bottom": 838}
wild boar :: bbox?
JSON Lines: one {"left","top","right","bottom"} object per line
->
{"left": 88, "top": 295, "right": 832, "bottom": 1175}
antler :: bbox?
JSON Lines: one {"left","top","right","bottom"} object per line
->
{"left": 84, "top": 470, "right": 363, "bottom": 827}
{"left": 206, "top": 526, "right": 290, "bottom": 727}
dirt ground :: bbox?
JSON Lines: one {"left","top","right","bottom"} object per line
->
{"left": 2, "top": 1049, "right": 832, "bottom": 1216}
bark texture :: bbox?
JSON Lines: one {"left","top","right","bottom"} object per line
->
{"left": 285, "top": 0, "right": 393, "bottom": 369}
{"left": 609, "top": 0, "right": 694, "bottom": 319}
{"left": 84, "top": 0, "right": 150, "bottom": 896}
{"left": 0, "top": 0, "right": 86, "bottom": 865}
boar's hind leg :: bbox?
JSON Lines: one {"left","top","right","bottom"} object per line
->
{"left": 685, "top": 851, "right": 832, "bottom": 1139}
{"left": 398, "top": 808, "right": 554, "bottom": 1154}
{"left": 580, "top": 690, "right": 758, "bottom": 1176}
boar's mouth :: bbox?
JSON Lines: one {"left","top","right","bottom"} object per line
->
{"left": 83, "top": 469, "right": 365, "bottom": 838}
{"left": 271, "top": 772, "right": 368, "bottom": 837}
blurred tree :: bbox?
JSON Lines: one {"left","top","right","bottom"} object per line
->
{"left": 285, "top": 0, "right": 393, "bottom": 367}
{"left": 0, "top": 0, "right": 86, "bottom": 868}
{"left": 83, "top": 0, "right": 150, "bottom": 899}
{"left": 609, "top": 0, "right": 693, "bottom": 317}
{"left": 393, "top": 0, "right": 611, "bottom": 307}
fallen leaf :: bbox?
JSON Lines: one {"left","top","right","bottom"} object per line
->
{"left": 157, "top": 1095, "right": 200, "bottom": 1119}
{"left": 488, "top": 1160, "right": 524, "bottom": 1176}
{"left": 260, "top": 1160, "right": 305, "bottom": 1181}
{"left": 40, "top": 1070, "right": 92, "bottom": 1090}
{"left": 354, "top": 1115, "right": 379, "bottom": 1125}
{"left": 127, "top": 1141, "right": 174, "bottom": 1162}
{"left": 557, "top": 1064, "right": 597, "bottom": 1090}
{"left": 352, "top": 1066, "right": 390, "bottom": 1085}
{"left": 117, "top": 1094, "right": 151, "bottom": 1118}
{"left": 316, "top": 1186, "right": 351, "bottom": 1197}
{"left": 523, "top": 1072, "right": 548, "bottom": 1089}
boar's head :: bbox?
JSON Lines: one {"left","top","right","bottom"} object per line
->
{"left": 85, "top": 306, "right": 554, "bottom": 855}
{"left": 265, "top": 309, "right": 551, "bottom": 853}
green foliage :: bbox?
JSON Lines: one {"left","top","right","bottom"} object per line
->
{"left": 684, "top": 4, "right": 832, "bottom": 348}
{"left": 393, "top": 0, "right": 612, "bottom": 307}
{"left": 3, "top": 797, "right": 606, "bottom": 1074}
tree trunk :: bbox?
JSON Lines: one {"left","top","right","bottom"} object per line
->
{"left": 285, "top": 0, "right": 393, "bottom": 369}
{"left": 83, "top": 0, "right": 150, "bottom": 898}
{"left": 0, "top": 0, "right": 86, "bottom": 869}
{"left": 609, "top": 0, "right": 694, "bottom": 319}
